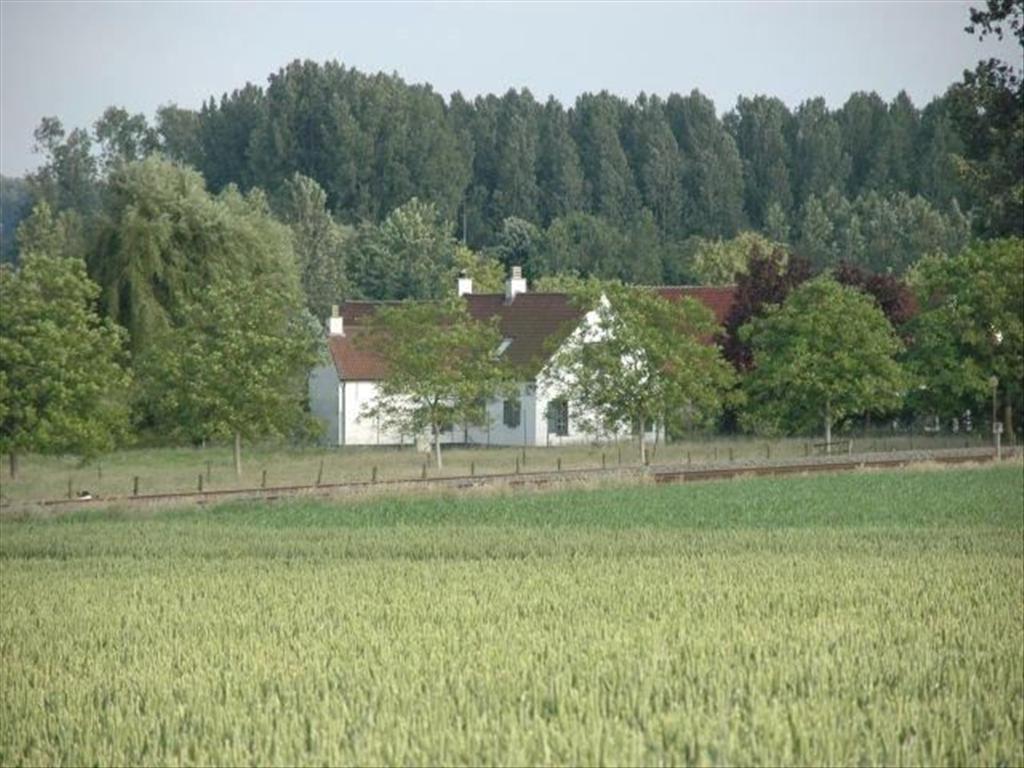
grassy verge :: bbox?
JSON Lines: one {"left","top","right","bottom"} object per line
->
{"left": 1, "top": 465, "right": 1021, "bottom": 766}
{"left": 0, "top": 431, "right": 999, "bottom": 504}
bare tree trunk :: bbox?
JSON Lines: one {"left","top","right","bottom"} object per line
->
{"left": 434, "top": 424, "right": 443, "bottom": 469}
{"left": 638, "top": 414, "right": 647, "bottom": 466}
{"left": 8, "top": 452, "right": 16, "bottom": 480}
{"left": 824, "top": 400, "right": 832, "bottom": 455}
{"left": 233, "top": 432, "right": 242, "bottom": 478}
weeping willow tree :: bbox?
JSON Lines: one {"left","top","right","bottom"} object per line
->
{"left": 89, "top": 156, "right": 299, "bottom": 354}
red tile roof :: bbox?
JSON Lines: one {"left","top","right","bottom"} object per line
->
{"left": 327, "top": 286, "right": 736, "bottom": 381}
{"left": 653, "top": 286, "right": 736, "bottom": 324}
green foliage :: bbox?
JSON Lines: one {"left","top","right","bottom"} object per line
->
{"left": 449, "top": 245, "right": 504, "bottom": 295}
{"left": 347, "top": 198, "right": 457, "bottom": 300}
{"left": 741, "top": 277, "right": 906, "bottom": 438}
{"left": 136, "top": 275, "right": 318, "bottom": 465}
{"left": 1, "top": 467, "right": 1020, "bottom": 765}
{"left": 906, "top": 238, "right": 1024, "bottom": 422}
{"left": 28, "top": 117, "right": 99, "bottom": 214}
{"left": 0, "top": 176, "right": 33, "bottom": 265}
{"left": 546, "top": 284, "right": 734, "bottom": 461}
{"left": 90, "top": 157, "right": 298, "bottom": 353}
{"left": 360, "top": 300, "right": 515, "bottom": 466}
{"left": 93, "top": 106, "right": 159, "bottom": 174}
{"left": 0, "top": 252, "right": 131, "bottom": 468}
{"left": 690, "top": 231, "right": 778, "bottom": 284}
{"left": 275, "top": 173, "right": 351, "bottom": 320}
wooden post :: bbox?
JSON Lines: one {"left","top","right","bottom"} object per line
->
{"left": 521, "top": 447, "right": 526, "bottom": 466}
{"left": 471, "top": 461, "right": 475, "bottom": 477}
{"left": 206, "top": 461, "right": 211, "bottom": 482}
{"left": 316, "top": 459, "right": 324, "bottom": 486}
{"left": 618, "top": 446, "right": 622, "bottom": 466}
{"left": 713, "top": 447, "right": 718, "bottom": 461}
{"left": 765, "top": 444, "right": 771, "bottom": 460}
{"left": 97, "top": 464, "right": 102, "bottom": 481}
{"left": 687, "top": 451, "right": 691, "bottom": 466}
{"left": 515, "top": 457, "right": 520, "bottom": 474}
{"left": 557, "top": 457, "right": 562, "bottom": 472}
{"left": 133, "top": 476, "right": 139, "bottom": 497}
{"left": 602, "top": 453, "right": 607, "bottom": 470}
{"left": 198, "top": 474, "right": 204, "bottom": 492}
{"left": 67, "top": 477, "right": 73, "bottom": 499}
{"left": 728, "top": 447, "right": 734, "bottom": 462}
{"left": 848, "top": 439, "right": 853, "bottom": 455}
{"left": 372, "top": 466, "right": 378, "bottom": 483}
{"left": 421, "top": 463, "right": 427, "bottom": 479}
{"left": 261, "top": 469, "right": 267, "bottom": 489}
{"left": 804, "top": 442, "right": 810, "bottom": 457}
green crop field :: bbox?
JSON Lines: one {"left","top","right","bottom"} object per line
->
{"left": 1, "top": 465, "right": 1022, "bottom": 766}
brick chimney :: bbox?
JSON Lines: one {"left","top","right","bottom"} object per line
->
{"left": 328, "top": 305, "right": 344, "bottom": 336}
{"left": 505, "top": 265, "right": 527, "bottom": 302}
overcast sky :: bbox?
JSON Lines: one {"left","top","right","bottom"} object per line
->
{"left": 1, "top": 1, "right": 1018, "bottom": 176}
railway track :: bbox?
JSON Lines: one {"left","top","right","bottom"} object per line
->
{"left": 5, "top": 446, "right": 1015, "bottom": 513}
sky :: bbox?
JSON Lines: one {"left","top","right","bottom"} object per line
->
{"left": 1, "top": 1, "right": 1019, "bottom": 176}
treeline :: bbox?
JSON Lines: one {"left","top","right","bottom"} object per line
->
{"left": 5, "top": 45, "right": 1019, "bottom": 288}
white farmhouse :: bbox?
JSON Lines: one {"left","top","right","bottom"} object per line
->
{"left": 308, "top": 267, "right": 735, "bottom": 447}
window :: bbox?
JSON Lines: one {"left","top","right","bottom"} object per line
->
{"left": 503, "top": 398, "right": 521, "bottom": 429}
{"left": 547, "top": 398, "right": 569, "bottom": 436}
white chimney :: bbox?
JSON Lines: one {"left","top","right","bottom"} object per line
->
{"left": 457, "top": 270, "right": 473, "bottom": 297}
{"left": 505, "top": 265, "right": 527, "bottom": 302}
{"left": 328, "top": 305, "right": 344, "bottom": 336}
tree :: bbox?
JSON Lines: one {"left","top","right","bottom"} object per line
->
{"left": 28, "top": 117, "right": 99, "bottom": 215}
{"left": 721, "top": 246, "right": 811, "bottom": 373}
{"left": 93, "top": 107, "right": 159, "bottom": 174}
{"left": 727, "top": 96, "right": 795, "bottom": 227}
{"left": 0, "top": 252, "right": 131, "bottom": 478}
{"left": 360, "top": 300, "right": 513, "bottom": 468}
{"left": 275, "top": 173, "right": 351, "bottom": 320}
{"left": 792, "top": 97, "right": 849, "bottom": 205}
{"left": 1, "top": 176, "right": 34, "bottom": 265}
{"left": 905, "top": 238, "right": 1023, "bottom": 437}
{"left": 689, "top": 231, "right": 777, "bottom": 285}
{"left": 545, "top": 283, "right": 734, "bottom": 464}
{"left": 570, "top": 92, "right": 640, "bottom": 226}
{"left": 740, "top": 277, "right": 906, "bottom": 447}
{"left": 90, "top": 157, "right": 299, "bottom": 354}
{"left": 536, "top": 98, "right": 585, "bottom": 225}
{"left": 138, "top": 276, "right": 318, "bottom": 477}
{"left": 666, "top": 90, "right": 746, "bottom": 238}
{"left": 347, "top": 198, "right": 457, "bottom": 300}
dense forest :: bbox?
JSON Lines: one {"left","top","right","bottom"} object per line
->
{"left": 2, "top": 22, "right": 1020, "bottom": 297}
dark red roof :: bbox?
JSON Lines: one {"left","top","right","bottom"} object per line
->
{"left": 327, "top": 286, "right": 736, "bottom": 381}
{"left": 653, "top": 286, "right": 736, "bottom": 324}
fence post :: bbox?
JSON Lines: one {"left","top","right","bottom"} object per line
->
{"left": 421, "top": 463, "right": 427, "bottom": 480}
{"left": 848, "top": 440, "right": 853, "bottom": 455}
{"left": 602, "top": 453, "right": 607, "bottom": 470}
{"left": 261, "top": 469, "right": 267, "bottom": 489}
{"left": 687, "top": 451, "right": 692, "bottom": 466}
{"left": 521, "top": 447, "right": 526, "bottom": 466}
{"left": 728, "top": 447, "right": 734, "bottom": 462}
{"left": 206, "top": 461, "right": 211, "bottom": 482}
{"left": 97, "top": 464, "right": 102, "bottom": 481}
{"left": 133, "top": 476, "right": 139, "bottom": 497}
{"left": 765, "top": 444, "right": 771, "bottom": 460}
{"left": 618, "top": 446, "right": 622, "bottom": 466}
{"left": 316, "top": 459, "right": 324, "bottom": 486}
{"left": 713, "top": 446, "right": 718, "bottom": 461}
{"left": 557, "top": 457, "right": 562, "bottom": 472}
{"left": 804, "top": 442, "right": 810, "bottom": 457}
{"left": 515, "top": 457, "right": 520, "bottom": 474}
{"left": 67, "top": 477, "right": 73, "bottom": 499}
{"left": 372, "top": 466, "right": 378, "bottom": 483}
{"left": 471, "top": 461, "right": 475, "bottom": 477}
{"left": 198, "top": 474, "right": 203, "bottom": 492}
